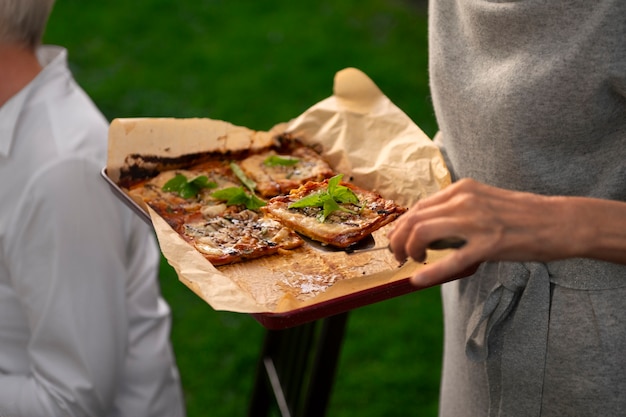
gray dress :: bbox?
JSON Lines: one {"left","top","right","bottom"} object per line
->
{"left": 428, "top": 1, "right": 626, "bottom": 416}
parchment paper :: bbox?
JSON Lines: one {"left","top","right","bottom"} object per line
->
{"left": 106, "top": 67, "right": 451, "bottom": 314}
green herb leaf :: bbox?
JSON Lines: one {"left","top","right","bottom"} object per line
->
{"left": 321, "top": 197, "right": 341, "bottom": 222}
{"left": 229, "top": 162, "right": 257, "bottom": 192}
{"left": 264, "top": 155, "right": 300, "bottom": 167}
{"left": 189, "top": 175, "right": 215, "bottom": 189}
{"left": 162, "top": 174, "right": 217, "bottom": 199}
{"left": 245, "top": 194, "right": 268, "bottom": 211}
{"left": 332, "top": 186, "right": 360, "bottom": 205}
{"left": 287, "top": 192, "right": 327, "bottom": 208}
{"left": 287, "top": 174, "right": 360, "bottom": 222}
{"left": 327, "top": 174, "right": 343, "bottom": 194}
{"left": 211, "top": 187, "right": 244, "bottom": 203}
{"left": 162, "top": 174, "right": 188, "bottom": 193}
{"left": 211, "top": 187, "right": 266, "bottom": 211}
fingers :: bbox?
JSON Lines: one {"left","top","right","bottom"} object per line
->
{"left": 389, "top": 204, "right": 451, "bottom": 259}
{"left": 387, "top": 178, "right": 565, "bottom": 288}
{"left": 405, "top": 217, "right": 468, "bottom": 259}
{"left": 389, "top": 205, "right": 469, "bottom": 264}
{"left": 388, "top": 178, "right": 491, "bottom": 279}
{"left": 409, "top": 250, "right": 481, "bottom": 289}
{"left": 387, "top": 181, "right": 463, "bottom": 242}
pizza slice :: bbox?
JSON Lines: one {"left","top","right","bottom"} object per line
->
{"left": 237, "top": 141, "right": 335, "bottom": 198}
{"left": 128, "top": 162, "right": 304, "bottom": 266}
{"left": 261, "top": 174, "right": 407, "bottom": 248}
{"left": 178, "top": 208, "right": 304, "bottom": 266}
{"left": 127, "top": 160, "right": 239, "bottom": 221}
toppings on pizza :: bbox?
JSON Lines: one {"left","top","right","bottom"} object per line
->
{"left": 262, "top": 176, "right": 407, "bottom": 248}
{"left": 287, "top": 174, "right": 360, "bottom": 222}
{"left": 127, "top": 160, "right": 304, "bottom": 266}
{"left": 162, "top": 173, "right": 217, "bottom": 199}
{"left": 211, "top": 186, "right": 267, "bottom": 211}
{"left": 179, "top": 209, "right": 304, "bottom": 266}
{"left": 127, "top": 162, "right": 240, "bottom": 217}
{"left": 123, "top": 132, "right": 406, "bottom": 265}
{"left": 238, "top": 145, "right": 335, "bottom": 198}
{"left": 264, "top": 154, "right": 300, "bottom": 167}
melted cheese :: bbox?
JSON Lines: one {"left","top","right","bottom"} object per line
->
{"left": 182, "top": 210, "right": 303, "bottom": 265}
{"left": 239, "top": 147, "right": 335, "bottom": 197}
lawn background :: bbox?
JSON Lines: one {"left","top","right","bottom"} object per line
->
{"left": 44, "top": 1, "right": 443, "bottom": 416}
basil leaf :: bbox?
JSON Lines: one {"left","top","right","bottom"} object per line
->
{"left": 162, "top": 173, "right": 217, "bottom": 199}
{"left": 288, "top": 192, "right": 326, "bottom": 209}
{"left": 211, "top": 187, "right": 266, "bottom": 211}
{"left": 326, "top": 174, "right": 343, "bottom": 194}
{"left": 264, "top": 155, "right": 300, "bottom": 167}
{"left": 211, "top": 187, "right": 244, "bottom": 203}
{"left": 246, "top": 194, "right": 267, "bottom": 211}
{"left": 229, "top": 162, "right": 257, "bottom": 192}
{"left": 321, "top": 198, "right": 341, "bottom": 222}
{"left": 178, "top": 184, "right": 198, "bottom": 199}
{"left": 189, "top": 175, "right": 217, "bottom": 189}
{"left": 332, "top": 186, "right": 359, "bottom": 204}
{"left": 286, "top": 173, "right": 361, "bottom": 222}
{"left": 162, "top": 174, "right": 188, "bottom": 193}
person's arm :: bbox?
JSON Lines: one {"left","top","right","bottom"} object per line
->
{"left": 0, "top": 159, "right": 130, "bottom": 416}
{"left": 388, "top": 178, "right": 626, "bottom": 288}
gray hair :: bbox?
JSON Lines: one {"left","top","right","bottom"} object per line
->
{"left": 0, "top": 0, "right": 56, "bottom": 49}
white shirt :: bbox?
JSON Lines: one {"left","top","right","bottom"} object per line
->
{"left": 0, "top": 46, "right": 185, "bottom": 417}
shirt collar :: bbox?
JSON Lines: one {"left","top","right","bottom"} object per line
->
{"left": 0, "top": 45, "right": 68, "bottom": 158}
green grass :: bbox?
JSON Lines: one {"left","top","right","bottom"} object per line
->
{"left": 45, "top": 1, "right": 442, "bottom": 415}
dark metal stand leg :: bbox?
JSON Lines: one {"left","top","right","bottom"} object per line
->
{"left": 249, "top": 343, "right": 273, "bottom": 417}
{"left": 300, "top": 312, "right": 348, "bottom": 417}
{"left": 248, "top": 312, "right": 349, "bottom": 417}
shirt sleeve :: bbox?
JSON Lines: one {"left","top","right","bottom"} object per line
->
{"left": 0, "top": 157, "right": 134, "bottom": 416}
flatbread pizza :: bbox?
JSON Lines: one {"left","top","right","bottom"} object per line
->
{"left": 124, "top": 133, "right": 406, "bottom": 265}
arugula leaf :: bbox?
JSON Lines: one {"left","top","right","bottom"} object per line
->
{"left": 264, "top": 155, "right": 300, "bottom": 167}
{"left": 211, "top": 187, "right": 266, "bottom": 211}
{"left": 229, "top": 162, "right": 257, "bottom": 193}
{"left": 162, "top": 174, "right": 217, "bottom": 199}
{"left": 288, "top": 174, "right": 360, "bottom": 222}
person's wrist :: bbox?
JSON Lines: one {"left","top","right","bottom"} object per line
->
{"left": 561, "top": 197, "right": 604, "bottom": 259}
{"left": 540, "top": 196, "right": 589, "bottom": 260}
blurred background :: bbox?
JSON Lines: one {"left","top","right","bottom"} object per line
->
{"left": 44, "top": 0, "right": 442, "bottom": 416}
